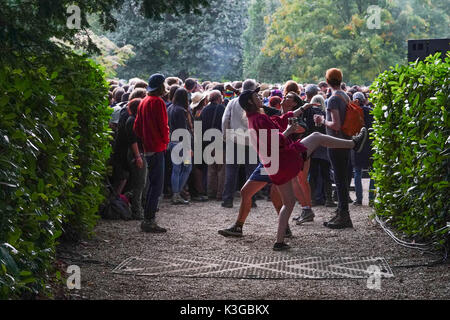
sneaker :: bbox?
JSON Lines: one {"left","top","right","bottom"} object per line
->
{"left": 273, "top": 242, "right": 291, "bottom": 251}
{"left": 296, "top": 209, "right": 315, "bottom": 225}
{"left": 353, "top": 200, "right": 363, "bottom": 206}
{"left": 141, "top": 219, "right": 167, "bottom": 233}
{"left": 218, "top": 225, "right": 243, "bottom": 238}
{"left": 221, "top": 200, "right": 233, "bottom": 208}
{"left": 353, "top": 127, "right": 368, "bottom": 153}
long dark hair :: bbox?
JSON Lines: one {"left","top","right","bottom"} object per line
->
{"left": 172, "top": 87, "right": 189, "bottom": 109}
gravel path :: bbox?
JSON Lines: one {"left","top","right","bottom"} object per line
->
{"left": 59, "top": 181, "right": 449, "bottom": 300}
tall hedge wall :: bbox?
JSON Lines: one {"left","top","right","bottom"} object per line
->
{"left": 370, "top": 53, "right": 450, "bottom": 249}
{"left": 0, "top": 52, "right": 111, "bottom": 299}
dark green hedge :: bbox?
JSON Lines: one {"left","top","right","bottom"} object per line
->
{"left": 0, "top": 52, "right": 111, "bottom": 298}
{"left": 370, "top": 53, "right": 450, "bottom": 249}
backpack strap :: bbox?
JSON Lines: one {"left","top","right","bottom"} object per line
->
{"left": 333, "top": 92, "right": 350, "bottom": 107}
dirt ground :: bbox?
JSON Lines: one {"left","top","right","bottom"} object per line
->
{"left": 58, "top": 181, "right": 449, "bottom": 301}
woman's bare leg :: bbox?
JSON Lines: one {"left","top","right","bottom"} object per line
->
{"left": 237, "top": 181, "right": 267, "bottom": 225}
{"left": 275, "top": 180, "right": 297, "bottom": 243}
{"left": 270, "top": 184, "right": 283, "bottom": 214}
{"left": 301, "top": 132, "right": 355, "bottom": 158}
{"left": 292, "top": 177, "right": 306, "bottom": 206}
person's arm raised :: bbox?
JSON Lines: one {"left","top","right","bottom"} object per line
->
{"left": 293, "top": 103, "right": 320, "bottom": 117}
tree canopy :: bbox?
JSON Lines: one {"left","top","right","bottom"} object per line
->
{"left": 103, "top": 0, "right": 248, "bottom": 81}
{"left": 0, "top": 0, "right": 210, "bottom": 58}
{"left": 246, "top": 0, "right": 450, "bottom": 84}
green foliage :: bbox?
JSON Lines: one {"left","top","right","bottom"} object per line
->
{"left": 0, "top": 0, "right": 209, "bottom": 56}
{"left": 67, "top": 30, "right": 136, "bottom": 79}
{"left": 0, "top": 52, "right": 111, "bottom": 298}
{"left": 244, "top": 0, "right": 450, "bottom": 84}
{"left": 243, "top": 0, "right": 292, "bottom": 82}
{"left": 370, "top": 53, "right": 450, "bottom": 248}
{"left": 0, "top": 0, "right": 209, "bottom": 299}
{"left": 105, "top": 0, "right": 248, "bottom": 81}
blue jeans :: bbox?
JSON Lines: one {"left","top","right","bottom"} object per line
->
{"left": 144, "top": 152, "right": 165, "bottom": 220}
{"left": 354, "top": 166, "right": 376, "bottom": 202}
{"left": 222, "top": 144, "right": 257, "bottom": 203}
{"left": 172, "top": 162, "right": 192, "bottom": 194}
{"left": 168, "top": 142, "right": 193, "bottom": 194}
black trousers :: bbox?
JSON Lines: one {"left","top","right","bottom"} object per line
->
{"left": 328, "top": 148, "right": 350, "bottom": 212}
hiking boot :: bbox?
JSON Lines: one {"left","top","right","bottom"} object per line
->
{"left": 296, "top": 209, "right": 315, "bottom": 225}
{"left": 323, "top": 209, "right": 340, "bottom": 227}
{"left": 325, "top": 211, "right": 354, "bottom": 229}
{"left": 353, "top": 127, "right": 368, "bottom": 153}
{"left": 273, "top": 242, "right": 291, "bottom": 251}
{"left": 218, "top": 224, "right": 243, "bottom": 238}
{"left": 221, "top": 200, "right": 233, "bottom": 208}
{"left": 141, "top": 219, "right": 167, "bottom": 233}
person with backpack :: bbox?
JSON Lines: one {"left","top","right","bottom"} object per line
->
{"left": 313, "top": 68, "right": 365, "bottom": 229}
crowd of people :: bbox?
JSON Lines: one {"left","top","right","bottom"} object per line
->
{"left": 107, "top": 68, "right": 375, "bottom": 251}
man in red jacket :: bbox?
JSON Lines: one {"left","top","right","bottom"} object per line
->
{"left": 134, "top": 74, "right": 170, "bottom": 233}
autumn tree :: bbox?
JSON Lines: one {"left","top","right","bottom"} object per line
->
{"left": 249, "top": 0, "right": 449, "bottom": 84}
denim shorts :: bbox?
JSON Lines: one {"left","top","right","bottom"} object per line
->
{"left": 249, "top": 163, "right": 272, "bottom": 183}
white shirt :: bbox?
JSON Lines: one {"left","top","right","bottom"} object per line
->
{"left": 221, "top": 97, "right": 250, "bottom": 146}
